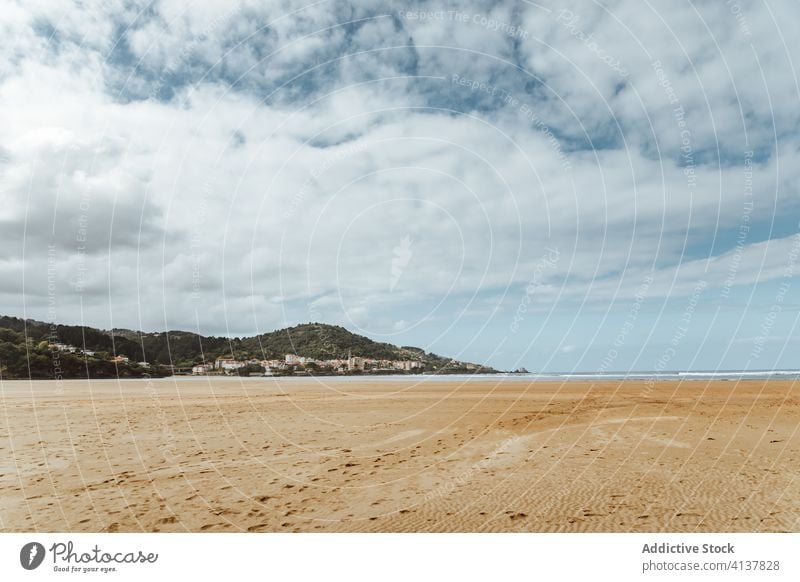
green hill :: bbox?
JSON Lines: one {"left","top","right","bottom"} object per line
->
{"left": 0, "top": 316, "right": 496, "bottom": 379}
{"left": 244, "top": 323, "right": 414, "bottom": 360}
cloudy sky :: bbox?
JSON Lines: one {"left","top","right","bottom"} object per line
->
{"left": 2, "top": 0, "right": 799, "bottom": 372}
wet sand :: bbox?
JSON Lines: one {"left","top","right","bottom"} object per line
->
{"left": 0, "top": 377, "right": 798, "bottom": 532}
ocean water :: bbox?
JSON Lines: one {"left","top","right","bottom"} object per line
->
{"left": 532, "top": 370, "right": 800, "bottom": 381}
{"left": 161, "top": 369, "right": 800, "bottom": 382}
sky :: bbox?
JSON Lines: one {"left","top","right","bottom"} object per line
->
{"left": 1, "top": 0, "right": 799, "bottom": 373}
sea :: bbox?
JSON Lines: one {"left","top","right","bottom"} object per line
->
{"left": 161, "top": 369, "right": 800, "bottom": 382}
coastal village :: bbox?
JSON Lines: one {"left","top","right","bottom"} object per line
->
{"left": 0, "top": 317, "right": 503, "bottom": 380}
{"left": 193, "top": 354, "right": 426, "bottom": 376}
{"left": 46, "top": 341, "right": 430, "bottom": 376}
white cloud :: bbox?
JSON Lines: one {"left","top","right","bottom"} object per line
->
{"left": 1, "top": 0, "right": 798, "bottom": 351}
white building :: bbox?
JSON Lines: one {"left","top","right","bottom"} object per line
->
{"left": 393, "top": 360, "right": 422, "bottom": 371}
{"left": 192, "top": 363, "right": 214, "bottom": 375}
{"left": 347, "top": 356, "right": 365, "bottom": 371}
{"left": 323, "top": 359, "right": 347, "bottom": 370}
{"left": 261, "top": 359, "right": 285, "bottom": 371}
{"left": 215, "top": 357, "right": 245, "bottom": 371}
{"left": 285, "top": 354, "right": 317, "bottom": 365}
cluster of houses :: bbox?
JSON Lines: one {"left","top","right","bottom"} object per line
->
{"left": 191, "top": 354, "right": 424, "bottom": 376}
{"left": 48, "top": 343, "right": 150, "bottom": 368}
{"left": 48, "top": 342, "right": 95, "bottom": 356}
{"left": 47, "top": 342, "right": 425, "bottom": 376}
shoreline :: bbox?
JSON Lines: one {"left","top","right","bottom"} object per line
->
{"left": 2, "top": 371, "right": 798, "bottom": 385}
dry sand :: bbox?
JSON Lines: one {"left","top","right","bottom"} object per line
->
{"left": 0, "top": 377, "right": 798, "bottom": 532}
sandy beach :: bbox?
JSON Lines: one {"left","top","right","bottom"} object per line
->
{"left": 0, "top": 377, "right": 797, "bottom": 532}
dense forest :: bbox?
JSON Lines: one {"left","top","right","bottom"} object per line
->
{"left": 0, "top": 316, "right": 495, "bottom": 379}
{"left": 0, "top": 326, "right": 163, "bottom": 379}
